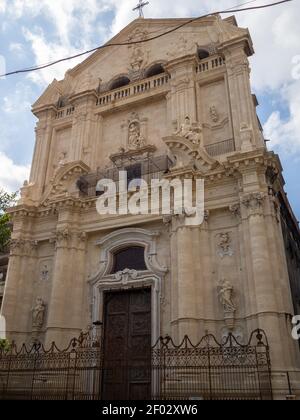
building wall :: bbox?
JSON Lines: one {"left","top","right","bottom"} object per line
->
{"left": 2, "top": 15, "right": 300, "bottom": 377}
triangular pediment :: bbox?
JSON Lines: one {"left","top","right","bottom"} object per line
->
{"left": 42, "top": 161, "right": 91, "bottom": 204}
{"left": 32, "top": 15, "right": 252, "bottom": 110}
{"left": 163, "top": 135, "right": 221, "bottom": 174}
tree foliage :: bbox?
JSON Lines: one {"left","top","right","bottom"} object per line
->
{"left": 0, "top": 189, "right": 17, "bottom": 253}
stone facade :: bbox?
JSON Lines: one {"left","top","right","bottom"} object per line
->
{"left": 0, "top": 253, "right": 8, "bottom": 310}
{"left": 2, "top": 15, "right": 300, "bottom": 385}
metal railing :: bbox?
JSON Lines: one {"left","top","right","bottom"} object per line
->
{"left": 0, "top": 329, "right": 273, "bottom": 400}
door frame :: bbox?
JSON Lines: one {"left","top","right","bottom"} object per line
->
{"left": 89, "top": 228, "right": 168, "bottom": 346}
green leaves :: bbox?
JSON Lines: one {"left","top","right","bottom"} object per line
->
{"left": 0, "top": 189, "right": 17, "bottom": 253}
{"left": 0, "top": 339, "right": 11, "bottom": 352}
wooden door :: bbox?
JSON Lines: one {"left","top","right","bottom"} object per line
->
{"left": 102, "top": 289, "right": 152, "bottom": 400}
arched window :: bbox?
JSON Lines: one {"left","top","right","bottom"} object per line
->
{"left": 109, "top": 76, "right": 130, "bottom": 90}
{"left": 111, "top": 246, "right": 147, "bottom": 273}
{"left": 197, "top": 49, "right": 210, "bottom": 60}
{"left": 145, "top": 63, "right": 165, "bottom": 78}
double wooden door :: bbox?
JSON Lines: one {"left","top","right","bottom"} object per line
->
{"left": 102, "top": 288, "right": 152, "bottom": 400}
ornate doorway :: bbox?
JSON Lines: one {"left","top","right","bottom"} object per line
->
{"left": 102, "top": 288, "right": 152, "bottom": 400}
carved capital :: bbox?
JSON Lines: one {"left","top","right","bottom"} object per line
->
{"left": 229, "top": 203, "right": 241, "bottom": 219}
{"left": 241, "top": 192, "right": 266, "bottom": 216}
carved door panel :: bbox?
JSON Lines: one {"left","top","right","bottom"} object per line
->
{"left": 102, "top": 289, "right": 151, "bottom": 400}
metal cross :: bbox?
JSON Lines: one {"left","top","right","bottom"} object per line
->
{"left": 133, "top": 0, "right": 149, "bottom": 18}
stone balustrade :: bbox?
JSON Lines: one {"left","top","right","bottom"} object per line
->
{"left": 196, "top": 56, "right": 226, "bottom": 74}
{"left": 96, "top": 73, "right": 170, "bottom": 107}
{"left": 55, "top": 106, "right": 75, "bottom": 120}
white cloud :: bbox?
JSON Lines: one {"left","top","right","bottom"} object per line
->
{"left": 0, "top": 0, "right": 6, "bottom": 13}
{"left": 264, "top": 80, "right": 300, "bottom": 155}
{"left": 0, "top": 151, "right": 30, "bottom": 192}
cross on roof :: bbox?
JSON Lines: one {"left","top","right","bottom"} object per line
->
{"left": 133, "top": 0, "right": 150, "bottom": 18}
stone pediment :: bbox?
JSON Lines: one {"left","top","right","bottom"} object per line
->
{"left": 32, "top": 79, "right": 62, "bottom": 112}
{"left": 42, "top": 161, "right": 91, "bottom": 204}
{"left": 163, "top": 135, "right": 220, "bottom": 174}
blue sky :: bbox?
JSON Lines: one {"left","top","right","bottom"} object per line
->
{"left": 0, "top": 0, "right": 299, "bottom": 219}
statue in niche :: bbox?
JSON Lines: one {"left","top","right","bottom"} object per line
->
{"left": 175, "top": 116, "right": 203, "bottom": 146}
{"left": 209, "top": 106, "right": 219, "bottom": 123}
{"left": 128, "top": 117, "right": 145, "bottom": 150}
{"left": 32, "top": 297, "right": 46, "bottom": 330}
{"left": 218, "top": 279, "right": 236, "bottom": 313}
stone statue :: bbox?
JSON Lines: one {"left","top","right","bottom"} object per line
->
{"left": 175, "top": 116, "right": 203, "bottom": 146}
{"left": 218, "top": 280, "right": 236, "bottom": 313}
{"left": 128, "top": 120, "right": 145, "bottom": 149}
{"left": 32, "top": 297, "right": 46, "bottom": 329}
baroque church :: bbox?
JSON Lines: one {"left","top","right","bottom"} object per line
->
{"left": 2, "top": 14, "right": 300, "bottom": 398}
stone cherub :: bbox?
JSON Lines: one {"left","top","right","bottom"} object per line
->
{"left": 32, "top": 297, "right": 46, "bottom": 330}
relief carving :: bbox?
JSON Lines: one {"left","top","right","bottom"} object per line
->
{"left": 128, "top": 112, "right": 146, "bottom": 150}
{"left": 217, "top": 232, "right": 234, "bottom": 258}
{"left": 209, "top": 106, "right": 219, "bottom": 123}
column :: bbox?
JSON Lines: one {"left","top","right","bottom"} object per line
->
{"left": 169, "top": 215, "right": 197, "bottom": 340}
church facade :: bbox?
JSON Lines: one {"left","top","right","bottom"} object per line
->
{"left": 2, "top": 15, "right": 300, "bottom": 394}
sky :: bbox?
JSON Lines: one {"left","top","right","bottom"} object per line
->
{"left": 0, "top": 0, "right": 299, "bottom": 219}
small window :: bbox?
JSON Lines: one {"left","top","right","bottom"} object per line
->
{"left": 145, "top": 64, "right": 165, "bottom": 78}
{"left": 111, "top": 246, "right": 147, "bottom": 273}
{"left": 197, "top": 49, "right": 210, "bottom": 60}
{"left": 109, "top": 76, "right": 130, "bottom": 90}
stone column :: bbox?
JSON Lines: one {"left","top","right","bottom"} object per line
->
{"left": 1, "top": 240, "right": 25, "bottom": 337}
{"left": 223, "top": 45, "right": 261, "bottom": 151}
{"left": 198, "top": 211, "right": 214, "bottom": 335}
{"left": 165, "top": 55, "right": 198, "bottom": 131}
{"left": 14, "top": 240, "right": 39, "bottom": 342}
{"left": 240, "top": 192, "right": 294, "bottom": 369}
{"left": 169, "top": 215, "right": 197, "bottom": 340}
{"left": 46, "top": 207, "right": 87, "bottom": 348}
{"left": 30, "top": 108, "right": 56, "bottom": 201}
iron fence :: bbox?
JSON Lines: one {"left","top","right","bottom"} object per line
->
{"left": 0, "top": 329, "right": 273, "bottom": 400}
